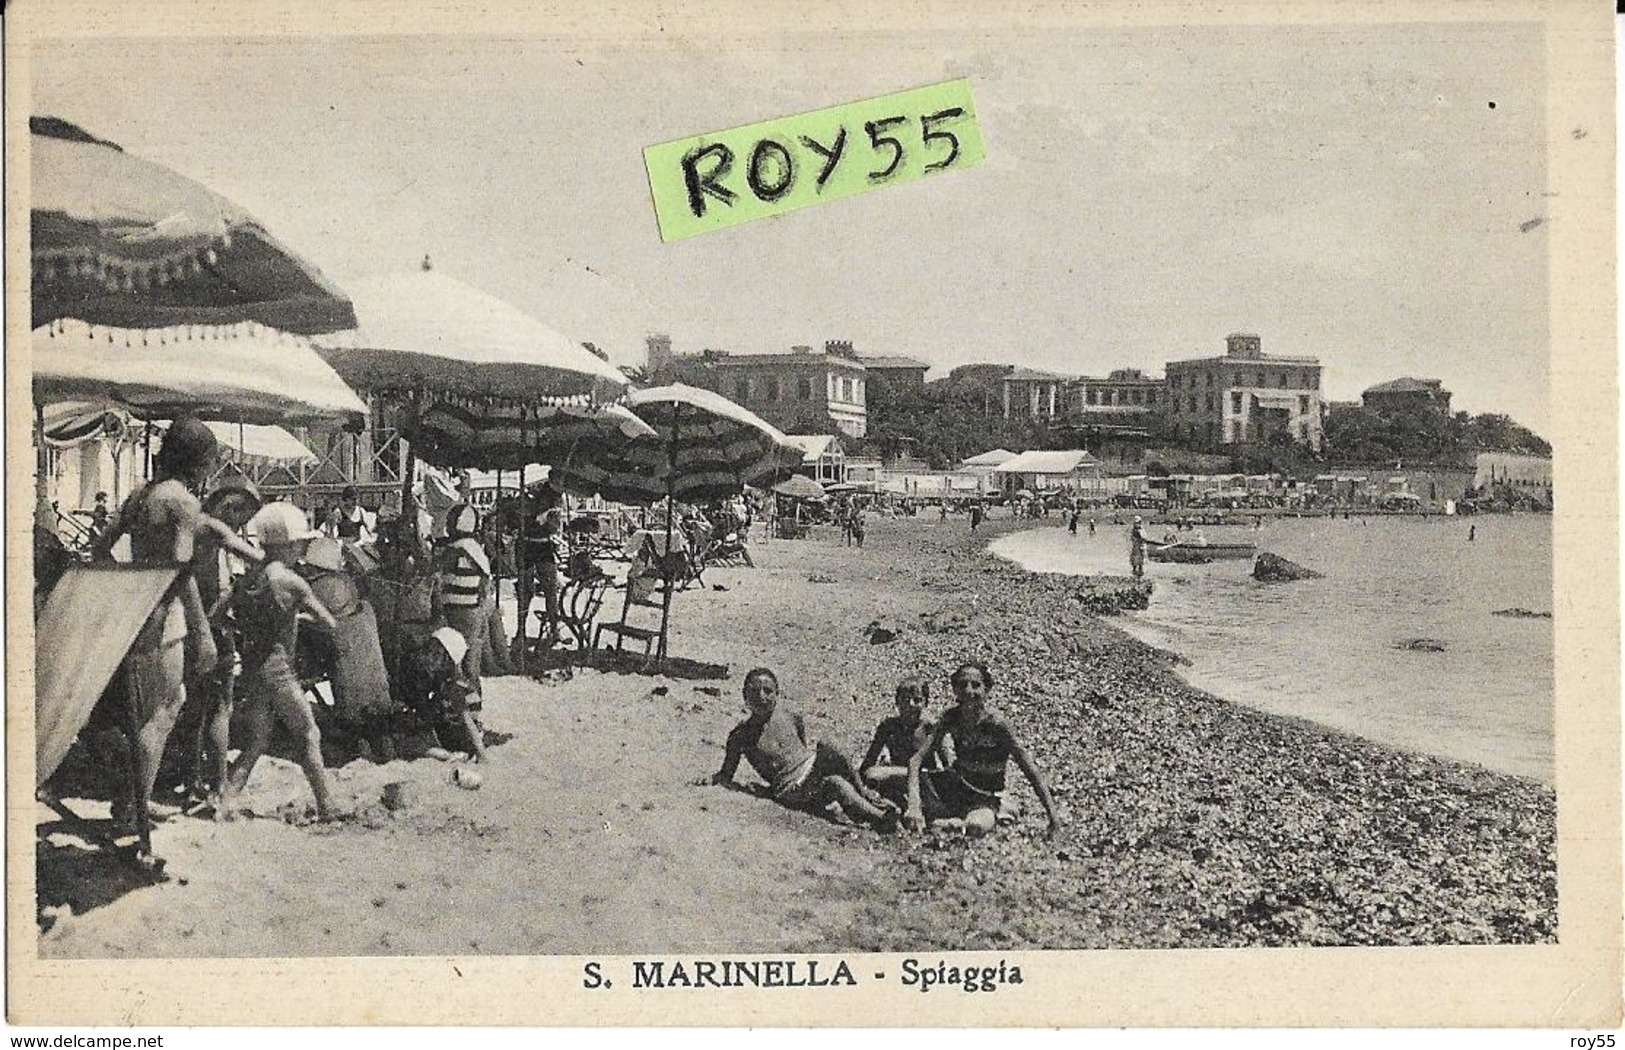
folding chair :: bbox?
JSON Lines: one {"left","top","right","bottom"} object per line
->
{"left": 592, "top": 558, "right": 669, "bottom": 659}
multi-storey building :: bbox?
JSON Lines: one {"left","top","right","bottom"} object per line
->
{"left": 858, "top": 354, "right": 930, "bottom": 390}
{"left": 999, "top": 367, "right": 1068, "bottom": 420}
{"left": 647, "top": 335, "right": 868, "bottom": 438}
{"left": 1064, "top": 368, "right": 1165, "bottom": 430}
{"left": 1163, "top": 334, "right": 1323, "bottom": 450}
{"left": 1362, "top": 377, "right": 1453, "bottom": 416}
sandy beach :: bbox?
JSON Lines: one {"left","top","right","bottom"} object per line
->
{"left": 37, "top": 513, "right": 1556, "bottom": 956}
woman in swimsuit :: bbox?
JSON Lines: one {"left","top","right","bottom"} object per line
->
{"left": 903, "top": 661, "right": 1062, "bottom": 839}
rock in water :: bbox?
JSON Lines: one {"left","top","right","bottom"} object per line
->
{"left": 1394, "top": 637, "right": 1447, "bottom": 652}
{"left": 1253, "top": 552, "right": 1322, "bottom": 582}
{"left": 1492, "top": 607, "right": 1552, "bottom": 619}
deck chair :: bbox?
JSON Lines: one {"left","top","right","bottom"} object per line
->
{"left": 36, "top": 563, "right": 189, "bottom": 870}
{"left": 592, "top": 557, "right": 670, "bottom": 659}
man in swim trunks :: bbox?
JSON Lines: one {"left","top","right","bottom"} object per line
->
{"left": 700, "top": 668, "right": 896, "bottom": 828}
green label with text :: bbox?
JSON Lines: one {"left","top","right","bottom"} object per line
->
{"left": 644, "top": 79, "right": 984, "bottom": 241}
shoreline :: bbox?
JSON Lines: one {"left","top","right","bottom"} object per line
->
{"left": 789, "top": 514, "right": 1555, "bottom": 948}
{"left": 983, "top": 518, "right": 1554, "bottom": 785}
{"left": 38, "top": 513, "right": 1555, "bottom": 955}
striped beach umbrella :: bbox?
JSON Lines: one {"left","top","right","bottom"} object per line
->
{"left": 548, "top": 384, "right": 803, "bottom": 668}
{"left": 552, "top": 384, "right": 804, "bottom": 506}
{"left": 408, "top": 396, "right": 656, "bottom": 473}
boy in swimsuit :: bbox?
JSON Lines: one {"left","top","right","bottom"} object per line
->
{"left": 223, "top": 503, "right": 339, "bottom": 821}
{"left": 859, "top": 677, "right": 948, "bottom": 810}
{"left": 700, "top": 668, "right": 897, "bottom": 828}
{"left": 903, "top": 662, "right": 1062, "bottom": 839}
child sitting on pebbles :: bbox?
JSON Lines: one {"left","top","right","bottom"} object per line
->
{"left": 860, "top": 676, "right": 948, "bottom": 810}
{"left": 699, "top": 668, "right": 898, "bottom": 829}
{"left": 903, "top": 661, "right": 1062, "bottom": 840}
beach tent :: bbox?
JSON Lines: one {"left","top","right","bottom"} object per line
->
{"left": 993, "top": 449, "right": 1099, "bottom": 495}
{"left": 29, "top": 117, "right": 355, "bottom": 335}
{"left": 35, "top": 563, "right": 189, "bottom": 863}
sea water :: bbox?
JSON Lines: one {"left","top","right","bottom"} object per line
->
{"left": 990, "top": 515, "right": 1553, "bottom": 783}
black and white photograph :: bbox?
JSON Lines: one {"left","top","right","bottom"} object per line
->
{"left": 7, "top": 0, "right": 1618, "bottom": 1029}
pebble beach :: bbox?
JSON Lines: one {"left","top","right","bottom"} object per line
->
{"left": 38, "top": 512, "right": 1556, "bottom": 956}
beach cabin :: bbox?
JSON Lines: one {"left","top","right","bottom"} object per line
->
{"left": 785, "top": 434, "right": 846, "bottom": 485}
{"left": 992, "top": 449, "right": 1099, "bottom": 499}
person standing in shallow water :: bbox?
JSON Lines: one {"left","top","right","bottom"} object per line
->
{"left": 1129, "top": 516, "right": 1146, "bottom": 578}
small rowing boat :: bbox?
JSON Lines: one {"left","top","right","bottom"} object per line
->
{"left": 1144, "top": 539, "right": 1257, "bottom": 564}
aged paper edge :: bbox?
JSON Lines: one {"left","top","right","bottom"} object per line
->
{"left": 4, "top": 0, "right": 1619, "bottom": 1028}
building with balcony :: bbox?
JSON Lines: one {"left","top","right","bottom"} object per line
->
{"left": 999, "top": 367, "right": 1068, "bottom": 420}
{"left": 1163, "top": 333, "right": 1323, "bottom": 450}
{"left": 648, "top": 335, "right": 868, "bottom": 438}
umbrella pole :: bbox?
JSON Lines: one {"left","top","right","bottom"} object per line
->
{"left": 493, "top": 468, "right": 503, "bottom": 616}
{"left": 34, "top": 404, "right": 50, "bottom": 529}
{"left": 656, "top": 402, "right": 679, "bottom": 668}
{"left": 513, "top": 463, "right": 528, "bottom": 664}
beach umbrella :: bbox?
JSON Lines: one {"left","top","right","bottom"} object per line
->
{"left": 409, "top": 397, "right": 655, "bottom": 473}
{"left": 313, "top": 268, "right": 639, "bottom": 629}
{"left": 201, "top": 422, "right": 318, "bottom": 467}
{"left": 313, "top": 269, "right": 629, "bottom": 403}
{"left": 29, "top": 116, "right": 355, "bottom": 335}
{"left": 555, "top": 384, "right": 804, "bottom": 507}
{"left": 33, "top": 318, "right": 367, "bottom": 427}
{"left": 771, "top": 474, "right": 828, "bottom": 501}
{"left": 554, "top": 383, "right": 803, "bottom": 666}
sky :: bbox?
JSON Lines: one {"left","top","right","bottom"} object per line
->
{"left": 31, "top": 22, "right": 1549, "bottom": 432}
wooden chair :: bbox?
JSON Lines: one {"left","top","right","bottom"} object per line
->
{"left": 552, "top": 569, "right": 612, "bottom": 649}
{"left": 592, "top": 558, "right": 669, "bottom": 658}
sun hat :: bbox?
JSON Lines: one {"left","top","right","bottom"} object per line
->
{"left": 251, "top": 502, "right": 322, "bottom": 549}
{"left": 443, "top": 502, "right": 480, "bottom": 539}
{"left": 430, "top": 626, "right": 469, "bottom": 666}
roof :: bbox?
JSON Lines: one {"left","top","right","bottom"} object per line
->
{"left": 1003, "top": 367, "right": 1071, "bottom": 382}
{"left": 1165, "top": 353, "right": 1321, "bottom": 368}
{"left": 785, "top": 434, "right": 841, "bottom": 459}
{"left": 859, "top": 355, "right": 931, "bottom": 370}
{"left": 994, "top": 449, "right": 1097, "bottom": 475}
{"left": 680, "top": 351, "right": 866, "bottom": 371}
{"left": 961, "top": 448, "right": 1018, "bottom": 467}
{"left": 1363, "top": 377, "right": 1445, "bottom": 395}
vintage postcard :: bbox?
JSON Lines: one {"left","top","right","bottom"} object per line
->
{"left": 5, "top": 0, "right": 1619, "bottom": 1029}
